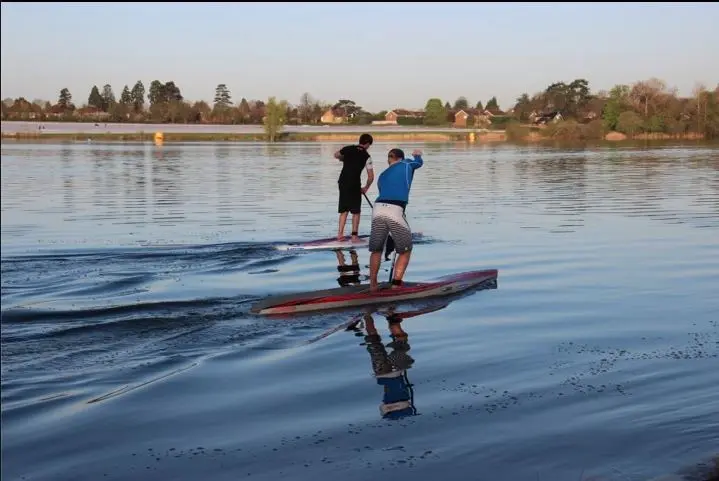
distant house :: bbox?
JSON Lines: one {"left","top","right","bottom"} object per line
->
{"left": 383, "top": 109, "right": 424, "bottom": 124}
{"left": 45, "top": 104, "right": 69, "bottom": 119}
{"left": 582, "top": 111, "right": 598, "bottom": 122}
{"left": 474, "top": 109, "right": 495, "bottom": 125}
{"left": 76, "top": 106, "right": 111, "bottom": 120}
{"left": 5, "top": 98, "right": 43, "bottom": 120}
{"left": 451, "top": 108, "right": 490, "bottom": 128}
{"left": 453, "top": 109, "right": 470, "bottom": 128}
{"left": 470, "top": 108, "right": 512, "bottom": 128}
{"left": 530, "top": 110, "right": 563, "bottom": 125}
{"left": 321, "top": 108, "right": 346, "bottom": 124}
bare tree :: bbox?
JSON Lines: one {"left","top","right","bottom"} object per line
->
{"left": 629, "top": 78, "right": 666, "bottom": 119}
{"left": 299, "top": 92, "right": 314, "bottom": 124}
{"left": 692, "top": 83, "right": 707, "bottom": 134}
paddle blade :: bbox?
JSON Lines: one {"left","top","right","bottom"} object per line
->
{"left": 384, "top": 235, "right": 395, "bottom": 261}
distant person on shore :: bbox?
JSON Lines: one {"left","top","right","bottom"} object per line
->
{"left": 334, "top": 133, "right": 374, "bottom": 242}
{"left": 367, "top": 148, "right": 424, "bottom": 291}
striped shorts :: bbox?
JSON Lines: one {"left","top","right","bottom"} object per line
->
{"left": 368, "top": 203, "right": 413, "bottom": 253}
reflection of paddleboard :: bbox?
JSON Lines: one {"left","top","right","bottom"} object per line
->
{"left": 250, "top": 269, "right": 498, "bottom": 316}
{"left": 275, "top": 232, "right": 424, "bottom": 252}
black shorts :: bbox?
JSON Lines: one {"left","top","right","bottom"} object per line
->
{"left": 337, "top": 273, "right": 361, "bottom": 287}
{"left": 338, "top": 182, "right": 362, "bottom": 214}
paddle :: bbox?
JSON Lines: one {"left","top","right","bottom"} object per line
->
{"left": 362, "top": 192, "right": 395, "bottom": 260}
{"left": 388, "top": 250, "right": 397, "bottom": 283}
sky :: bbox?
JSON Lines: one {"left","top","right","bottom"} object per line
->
{"left": 1, "top": 2, "right": 718, "bottom": 112}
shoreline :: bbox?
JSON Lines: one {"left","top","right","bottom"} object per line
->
{"left": 0, "top": 130, "right": 712, "bottom": 144}
{"left": 0, "top": 130, "right": 478, "bottom": 143}
{"left": 1, "top": 120, "right": 711, "bottom": 144}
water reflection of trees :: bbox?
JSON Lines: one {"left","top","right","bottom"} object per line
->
{"left": 509, "top": 148, "right": 717, "bottom": 229}
{"left": 150, "top": 147, "right": 185, "bottom": 224}
{"left": 516, "top": 155, "right": 588, "bottom": 229}
{"left": 89, "top": 147, "right": 119, "bottom": 214}
{"left": 121, "top": 147, "right": 149, "bottom": 221}
{"left": 262, "top": 143, "right": 289, "bottom": 159}
{"left": 47, "top": 143, "right": 717, "bottom": 239}
{"left": 594, "top": 152, "right": 668, "bottom": 219}
{"left": 60, "top": 146, "right": 75, "bottom": 213}
{"left": 252, "top": 143, "right": 327, "bottom": 208}
{"left": 215, "top": 145, "right": 232, "bottom": 224}
{"left": 433, "top": 144, "right": 718, "bottom": 231}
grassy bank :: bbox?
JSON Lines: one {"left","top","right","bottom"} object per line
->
{"left": 2, "top": 127, "right": 712, "bottom": 146}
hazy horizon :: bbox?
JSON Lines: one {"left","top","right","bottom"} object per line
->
{"left": 1, "top": 2, "right": 718, "bottom": 112}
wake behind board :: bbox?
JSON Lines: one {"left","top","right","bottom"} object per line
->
{"left": 275, "top": 232, "right": 424, "bottom": 252}
{"left": 250, "top": 269, "right": 498, "bottom": 316}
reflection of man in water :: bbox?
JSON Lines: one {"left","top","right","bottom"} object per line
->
{"left": 335, "top": 249, "right": 363, "bottom": 287}
{"left": 358, "top": 311, "right": 417, "bottom": 419}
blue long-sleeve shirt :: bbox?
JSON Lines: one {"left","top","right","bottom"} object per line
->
{"left": 375, "top": 154, "right": 423, "bottom": 208}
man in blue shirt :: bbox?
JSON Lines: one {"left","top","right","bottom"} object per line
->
{"left": 359, "top": 312, "right": 417, "bottom": 420}
{"left": 367, "top": 148, "right": 424, "bottom": 291}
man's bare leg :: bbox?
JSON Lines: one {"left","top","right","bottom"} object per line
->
{"left": 364, "top": 314, "right": 377, "bottom": 335}
{"left": 351, "top": 213, "right": 361, "bottom": 242}
{"left": 368, "top": 251, "right": 382, "bottom": 291}
{"left": 389, "top": 321, "right": 407, "bottom": 340}
{"left": 337, "top": 212, "right": 349, "bottom": 240}
{"left": 391, "top": 250, "right": 412, "bottom": 286}
{"left": 335, "top": 249, "right": 345, "bottom": 266}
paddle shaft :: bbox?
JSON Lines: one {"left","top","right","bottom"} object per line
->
{"left": 362, "top": 191, "right": 374, "bottom": 209}
{"left": 388, "top": 251, "right": 397, "bottom": 282}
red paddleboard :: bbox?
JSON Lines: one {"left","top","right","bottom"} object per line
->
{"left": 250, "top": 269, "right": 498, "bottom": 316}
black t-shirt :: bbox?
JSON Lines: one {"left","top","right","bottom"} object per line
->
{"left": 338, "top": 145, "right": 372, "bottom": 185}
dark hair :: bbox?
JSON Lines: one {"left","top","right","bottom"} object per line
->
{"left": 388, "top": 148, "right": 405, "bottom": 160}
{"left": 359, "top": 133, "right": 373, "bottom": 146}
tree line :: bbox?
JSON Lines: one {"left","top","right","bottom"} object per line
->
{"left": 2, "top": 77, "right": 718, "bottom": 139}
{"left": 2, "top": 81, "right": 352, "bottom": 126}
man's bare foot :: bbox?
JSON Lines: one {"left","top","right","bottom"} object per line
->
{"left": 337, "top": 235, "right": 346, "bottom": 242}
{"left": 351, "top": 235, "right": 361, "bottom": 243}
{"left": 369, "top": 282, "right": 379, "bottom": 292}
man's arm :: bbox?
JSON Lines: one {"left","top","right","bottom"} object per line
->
{"left": 408, "top": 149, "right": 424, "bottom": 170}
{"left": 362, "top": 157, "right": 375, "bottom": 193}
{"left": 334, "top": 145, "right": 351, "bottom": 162}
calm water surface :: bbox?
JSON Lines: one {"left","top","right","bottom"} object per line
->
{"left": 1, "top": 141, "right": 718, "bottom": 481}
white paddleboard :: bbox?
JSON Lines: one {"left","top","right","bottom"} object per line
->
{"left": 275, "top": 232, "right": 423, "bottom": 252}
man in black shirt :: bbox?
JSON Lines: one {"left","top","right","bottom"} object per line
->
{"left": 334, "top": 133, "right": 374, "bottom": 242}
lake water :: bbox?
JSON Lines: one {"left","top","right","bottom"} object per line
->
{"left": 1, "top": 141, "right": 718, "bottom": 481}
